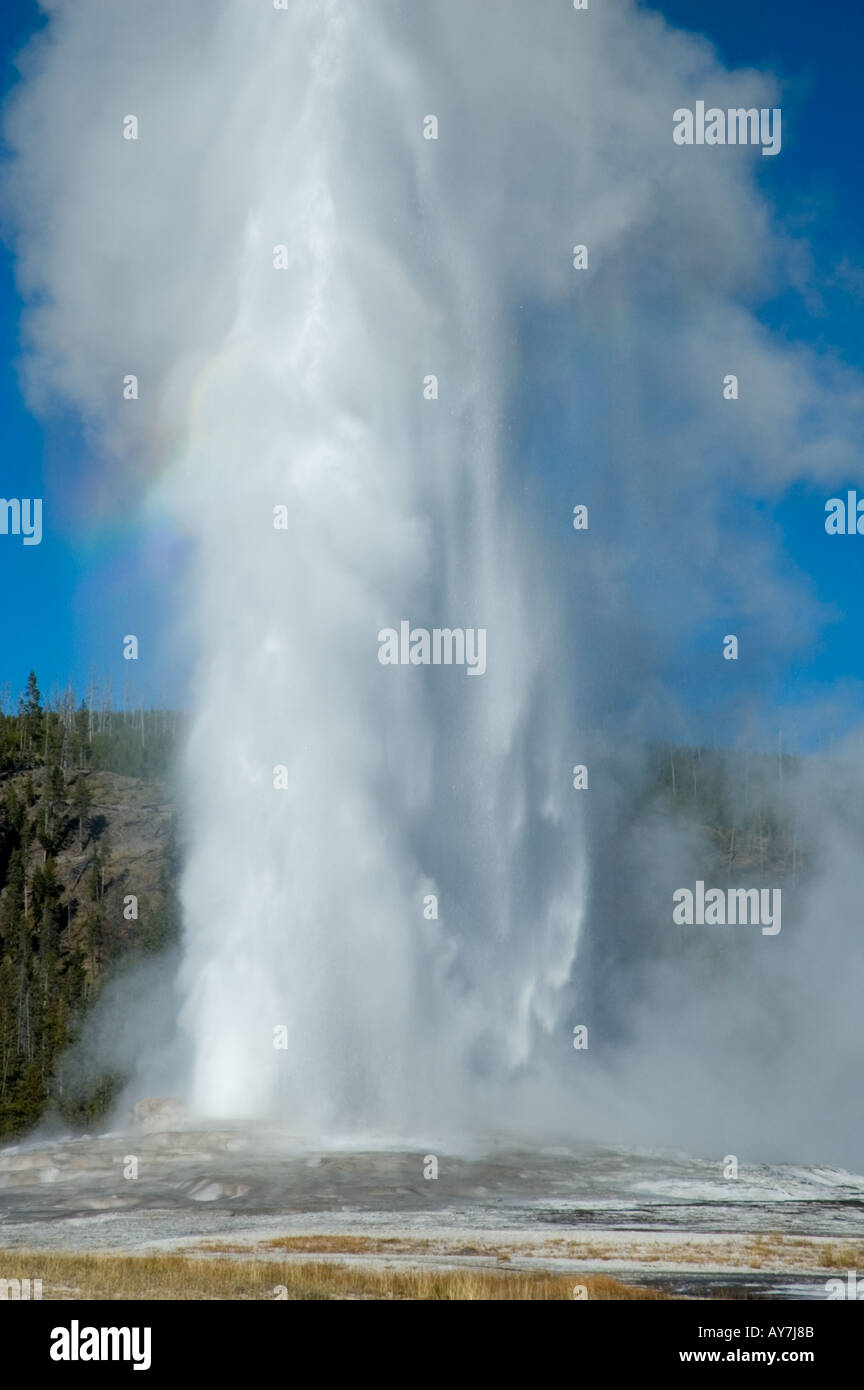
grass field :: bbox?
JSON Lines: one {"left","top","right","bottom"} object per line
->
{"left": 195, "top": 1230, "right": 864, "bottom": 1271}
{"left": 5, "top": 1228, "right": 857, "bottom": 1299}
{"left": 0, "top": 1248, "right": 666, "bottom": 1300}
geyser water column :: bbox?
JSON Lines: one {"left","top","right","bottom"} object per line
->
{"left": 173, "top": 1, "right": 587, "bottom": 1134}
{"left": 10, "top": 0, "right": 864, "bottom": 1162}
{"left": 11, "top": 0, "right": 758, "bottom": 1137}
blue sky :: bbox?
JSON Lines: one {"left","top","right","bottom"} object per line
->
{"left": 646, "top": 0, "right": 864, "bottom": 741}
{"left": 0, "top": 0, "right": 861, "bottom": 737}
{"left": 0, "top": 0, "right": 174, "bottom": 710}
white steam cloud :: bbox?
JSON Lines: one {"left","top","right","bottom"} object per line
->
{"left": 4, "top": 0, "right": 864, "bottom": 1155}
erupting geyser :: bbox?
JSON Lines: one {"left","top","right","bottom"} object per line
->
{"left": 167, "top": 3, "right": 590, "bottom": 1133}
{"left": 16, "top": 0, "right": 861, "bottom": 1163}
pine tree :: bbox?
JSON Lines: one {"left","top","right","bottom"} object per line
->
{"left": 72, "top": 775, "right": 92, "bottom": 851}
{"left": 17, "top": 672, "right": 43, "bottom": 766}
{"left": 37, "top": 764, "right": 66, "bottom": 857}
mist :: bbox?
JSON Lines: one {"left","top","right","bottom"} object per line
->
{"left": 4, "top": 0, "right": 864, "bottom": 1165}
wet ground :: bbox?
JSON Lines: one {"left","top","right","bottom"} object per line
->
{"left": 1, "top": 1128, "right": 862, "bottom": 1299}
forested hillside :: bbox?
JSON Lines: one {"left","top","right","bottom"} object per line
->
{"left": 646, "top": 741, "right": 808, "bottom": 880}
{"left": 0, "top": 674, "right": 181, "bottom": 1138}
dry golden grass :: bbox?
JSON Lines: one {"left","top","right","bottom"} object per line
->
{"left": 202, "top": 1239, "right": 436, "bottom": 1262}
{"left": 543, "top": 1233, "right": 864, "bottom": 1271}
{"left": 0, "top": 1247, "right": 665, "bottom": 1300}
{"left": 193, "top": 1236, "right": 527, "bottom": 1264}
{"left": 818, "top": 1243, "right": 864, "bottom": 1270}
{"left": 741, "top": 1234, "right": 864, "bottom": 1271}
{"left": 12, "top": 1225, "right": 848, "bottom": 1301}
{"left": 194, "top": 1229, "right": 864, "bottom": 1275}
